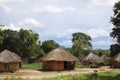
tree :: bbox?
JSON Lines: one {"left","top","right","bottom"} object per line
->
{"left": 91, "top": 49, "right": 110, "bottom": 56}
{"left": 0, "top": 25, "right": 4, "bottom": 44}
{"left": 18, "top": 29, "right": 43, "bottom": 58}
{"left": 71, "top": 32, "right": 92, "bottom": 57}
{"left": 110, "top": 1, "right": 120, "bottom": 57}
{"left": 98, "top": 52, "right": 103, "bottom": 57}
{"left": 0, "top": 29, "right": 19, "bottom": 52}
{"left": 110, "top": 44, "right": 120, "bottom": 57}
{"left": 42, "top": 40, "right": 59, "bottom": 53}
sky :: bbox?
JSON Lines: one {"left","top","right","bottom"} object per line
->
{"left": 0, "top": 0, "right": 119, "bottom": 50}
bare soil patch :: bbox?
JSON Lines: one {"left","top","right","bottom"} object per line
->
{"left": 0, "top": 66, "right": 112, "bottom": 79}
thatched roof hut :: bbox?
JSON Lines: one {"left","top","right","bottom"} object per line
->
{"left": 83, "top": 53, "right": 103, "bottom": 64}
{"left": 110, "top": 53, "right": 120, "bottom": 68}
{"left": 100, "top": 54, "right": 109, "bottom": 60}
{"left": 40, "top": 48, "right": 79, "bottom": 71}
{"left": 111, "top": 53, "right": 120, "bottom": 62}
{"left": 0, "top": 50, "right": 22, "bottom": 72}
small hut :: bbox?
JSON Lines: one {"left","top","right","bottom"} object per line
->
{"left": 82, "top": 53, "right": 103, "bottom": 65}
{"left": 110, "top": 53, "right": 120, "bottom": 68}
{"left": 40, "top": 48, "right": 79, "bottom": 71}
{"left": 0, "top": 50, "right": 22, "bottom": 72}
{"left": 100, "top": 54, "right": 109, "bottom": 61}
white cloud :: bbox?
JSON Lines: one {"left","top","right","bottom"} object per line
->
{"left": 2, "top": 23, "right": 20, "bottom": 31}
{"left": 92, "top": 40, "right": 112, "bottom": 46}
{"left": 56, "top": 27, "right": 111, "bottom": 39}
{"left": 61, "top": 40, "right": 72, "bottom": 47}
{"left": 0, "top": 0, "right": 26, "bottom": 3}
{"left": 87, "top": 28, "right": 110, "bottom": 38}
{"left": 56, "top": 28, "right": 81, "bottom": 38}
{"left": 17, "top": 18, "right": 44, "bottom": 28}
{"left": 0, "top": 0, "right": 7, "bottom": 3}
{"left": 33, "top": 5, "right": 75, "bottom": 13}
{"left": 0, "top": 3, "right": 12, "bottom": 12}
{"left": 83, "top": 0, "right": 119, "bottom": 6}
{"left": 2, "top": 18, "right": 44, "bottom": 31}
{"left": 0, "top": 0, "right": 26, "bottom": 13}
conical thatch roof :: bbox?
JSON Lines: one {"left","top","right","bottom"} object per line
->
{"left": 40, "top": 48, "right": 79, "bottom": 61}
{"left": 0, "top": 50, "right": 22, "bottom": 63}
{"left": 100, "top": 54, "right": 109, "bottom": 60}
{"left": 111, "top": 53, "right": 120, "bottom": 62}
{"left": 83, "top": 53, "right": 103, "bottom": 63}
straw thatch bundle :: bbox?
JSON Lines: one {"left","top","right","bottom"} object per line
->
{"left": 83, "top": 53, "right": 103, "bottom": 63}
{"left": 40, "top": 48, "right": 79, "bottom": 61}
{"left": 0, "top": 50, "right": 21, "bottom": 63}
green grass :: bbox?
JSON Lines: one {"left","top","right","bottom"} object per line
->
{"left": 20, "top": 62, "right": 82, "bottom": 70}
{"left": 76, "top": 62, "right": 82, "bottom": 67}
{"left": 42, "top": 74, "right": 87, "bottom": 80}
{"left": 42, "top": 71, "right": 120, "bottom": 80}
{"left": 20, "top": 62, "right": 42, "bottom": 70}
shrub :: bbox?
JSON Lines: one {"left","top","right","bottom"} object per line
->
{"left": 89, "top": 63, "right": 98, "bottom": 68}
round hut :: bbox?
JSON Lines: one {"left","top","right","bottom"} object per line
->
{"left": 40, "top": 48, "right": 79, "bottom": 71}
{"left": 0, "top": 50, "right": 22, "bottom": 72}
{"left": 110, "top": 53, "right": 120, "bottom": 68}
{"left": 100, "top": 54, "right": 109, "bottom": 61}
{"left": 82, "top": 53, "right": 103, "bottom": 65}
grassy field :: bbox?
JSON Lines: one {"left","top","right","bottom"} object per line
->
{"left": 20, "top": 62, "right": 42, "bottom": 70}
{"left": 2, "top": 71, "right": 120, "bottom": 80}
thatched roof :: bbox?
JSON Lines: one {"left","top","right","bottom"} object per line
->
{"left": 0, "top": 50, "right": 22, "bottom": 63}
{"left": 100, "top": 54, "right": 109, "bottom": 60}
{"left": 83, "top": 53, "right": 103, "bottom": 63}
{"left": 40, "top": 48, "right": 79, "bottom": 61}
{"left": 111, "top": 53, "right": 120, "bottom": 62}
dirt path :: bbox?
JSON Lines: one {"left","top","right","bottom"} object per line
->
{"left": 0, "top": 67, "right": 112, "bottom": 79}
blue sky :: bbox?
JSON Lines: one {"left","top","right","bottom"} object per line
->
{"left": 0, "top": 0, "right": 119, "bottom": 49}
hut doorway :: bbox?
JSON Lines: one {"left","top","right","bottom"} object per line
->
{"left": 64, "top": 61, "right": 74, "bottom": 70}
{"left": 64, "top": 61, "right": 67, "bottom": 69}
{"left": 4, "top": 63, "right": 9, "bottom": 71}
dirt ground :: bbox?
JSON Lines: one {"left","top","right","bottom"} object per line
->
{"left": 0, "top": 66, "right": 112, "bottom": 79}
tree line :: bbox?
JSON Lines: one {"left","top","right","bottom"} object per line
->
{"left": 0, "top": 27, "right": 91, "bottom": 58}
{"left": 0, "top": 26, "right": 110, "bottom": 59}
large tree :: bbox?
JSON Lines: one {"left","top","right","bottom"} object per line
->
{"left": 110, "top": 1, "right": 120, "bottom": 57}
{"left": 71, "top": 32, "right": 92, "bottom": 57}
{"left": 42, "top": 40, "right": 59, "bottom": 53}
{"left": 18, "top": 29, "right": 43, "bottom": 58}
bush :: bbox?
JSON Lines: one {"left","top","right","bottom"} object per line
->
{"left": 103, "top": 59, "right": 109, "bottom": 66}
{"left": 89, "top": 63, "right": 98, "bottom": 68}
